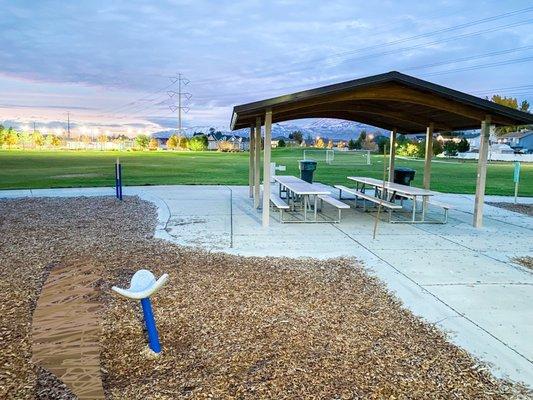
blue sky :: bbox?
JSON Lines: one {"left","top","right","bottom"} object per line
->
{"left": 0, "top": 0, "right": 532, "bottom": 134}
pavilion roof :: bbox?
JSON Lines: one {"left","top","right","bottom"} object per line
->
{"left": 230, "top": 71, "right": 533, "bottom": 133}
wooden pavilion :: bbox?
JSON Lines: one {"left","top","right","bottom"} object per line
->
{"left": 230, "top": 71, "right": 533, "bottom": 227}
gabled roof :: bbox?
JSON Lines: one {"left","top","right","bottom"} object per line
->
{"left": 230, "top": 71, "right": 533, "bottom": 133}
{"left": 502, "top": 130, "right": 533, "bottom": 139}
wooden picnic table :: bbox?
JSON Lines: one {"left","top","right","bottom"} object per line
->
{"left": 274, "top": 176, "right": 330, "bottom": 222}
{"left": 347, "top": 176, "right": 438, "bottom": 223}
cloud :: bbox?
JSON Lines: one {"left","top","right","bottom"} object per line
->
{"left": 0, "top": 0, "right": 531, "bottom": 129}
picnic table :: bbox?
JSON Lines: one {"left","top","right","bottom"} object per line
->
{"left": 347, "top": 176, "right": 438, "bottom": 223}
{"left": 274, "top": 176, "right": 330, "bottom": 222}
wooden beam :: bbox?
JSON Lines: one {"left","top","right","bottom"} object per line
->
{"left": 473, "top": 116, "right": 491, "bottom": 228}
{"left": 262, "top": 109, "right": 272, "bottom": 227}
{"left": 388, "top": 128, "right": 397, "bottom": 181}
{"left": 248, "top": 125, "right": 254, "bottom": 198}
{"left": 253, "top": 117, "right": 261, "bottom": 209}
{"left": 423, "top": 123, "right": 434, "bottom": 189}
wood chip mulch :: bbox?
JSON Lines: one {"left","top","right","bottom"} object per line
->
{"left": 0, "top": 196, "right": 530, "bottom": 399}
{"left": 513, "top": 256, "right": 533, "bottom": 271}
{"left": 487, "top": 202, "right": 533, "bottom": 217}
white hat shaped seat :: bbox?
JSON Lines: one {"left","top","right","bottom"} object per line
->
{"left": 112, "top": 269, "right": 168, "bottom": 300}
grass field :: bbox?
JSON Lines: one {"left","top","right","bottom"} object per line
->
{"left": 0, "top": 148, "right": 531, "bottom": 196}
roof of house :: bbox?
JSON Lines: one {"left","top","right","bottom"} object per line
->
{"left": 502, "top": 130, "right": 533, "bottom": 139}
{"left": 230, "top": 71, "right": 533, "bottom": 133}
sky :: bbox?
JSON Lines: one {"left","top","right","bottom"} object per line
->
{"left": 0, "top": 0, "right": 532, "bottom": 135}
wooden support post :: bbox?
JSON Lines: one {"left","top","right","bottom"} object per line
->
{"left": 253, "top": 117, "right": 261, "bottom": 209}
{"left": 388, "top": 128, "right": 397, "bottom": 182}
{"left": 423, "top": 123, "right": 434, "bottom": 189}
{"left": 262, "top": 110, "right": 272, "bottom": 227}
{"left": 248, "top": 125, "right": 254, "bottom": 198}
{"left": 473, "top": 116, "right": 491, "bottom": 228}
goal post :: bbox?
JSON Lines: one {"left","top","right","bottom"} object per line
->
{"left": 303, "top": 149, "right": 371, "bottom": 165}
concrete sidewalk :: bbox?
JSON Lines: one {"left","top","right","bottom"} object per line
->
{"left": 2, "top": 185, "right": 532, "bottom": 386}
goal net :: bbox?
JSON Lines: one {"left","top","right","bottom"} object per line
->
{"left": 302, "top": 149, "right": 335, "bottom": 164}
{"left": 303, "top": 149, "right": 371, "bottom": 165}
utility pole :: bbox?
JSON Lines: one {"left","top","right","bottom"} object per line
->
{"left": 168, "top": 74, "right": 191, "bottom": 136}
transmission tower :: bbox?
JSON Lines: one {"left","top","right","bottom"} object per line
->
{"left": 168, "top": 74, "right": 191, "bottom": 135}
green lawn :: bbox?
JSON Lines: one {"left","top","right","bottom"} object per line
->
{"left": 0, "top": 148, "right": 531, "bottom": 196}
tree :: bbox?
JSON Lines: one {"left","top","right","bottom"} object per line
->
{"left": 348, "top": 139, "right": 357, "bottom": 150}
{"left": 490, "top": 94, "right": 532, "bottom": 135}
{"left": 278, "top": 138, "right": 286, "bottom": 147}
{"left": 0, "top": 125, "right": 5, "bottom": 146}
{"left": 49, "top": 135, "right": 62, "bottom": 147}
{"left": 337, "top": 140, "right": 346, "bottom": 149}
{"left": 443, "top": 141, "right": 458, "bottom": 157}
{"left": 315, "top": 137, "right": 325, "bottom": 148}
{"left": 98, "top": 133, "right": 108, "bottom": 144}
{"left": 167, "top": 135, "right": 179, "bottom": 149}
{"left": 31, "top": 131, "right": 45, "bottom": 148}
{"left": 327, "top": 139, "right": 334, "bottom": 149}
{"left": 290, "top": 131, "right": 303, "bottom": 144}
{"left": 135, "top": 134, "right": 150, "bottom": 149}
{"left": 432, "top": 140, "right": 444, "bottom": 156}
{"left": 149, "top": 138, "right": 159, "bottom": 150}
{"left": 5, "top": 129, "right": 18, "bottom": 148}
{"left": 456, "top": 138, "right": 470, "bottom": 153}
{"left": 178, "top": 136, "right": 188, "bottom": 149}
{"left": 188, "top": 134, "right": 208, "bottom": 151}
{"left": 375, "top": 136, "right": 390, "bottom": 154}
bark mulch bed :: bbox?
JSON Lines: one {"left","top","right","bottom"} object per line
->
{"left": 487, "top": 202, "right": 533, "bottom": 217}
{"left": 0, "top": 196, "right": 530, "bottom": 399}
{"left": 513, "top": 256, "right": 533, "bottom": 271}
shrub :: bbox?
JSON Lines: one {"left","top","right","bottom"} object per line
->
{"left": 188, "top": 135, "right": 208, "bottom": 151}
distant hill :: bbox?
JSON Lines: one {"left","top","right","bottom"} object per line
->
{"left": 154, "top": 119, "right": 387, "bottom": 141}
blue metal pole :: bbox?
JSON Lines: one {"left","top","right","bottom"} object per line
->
{"left": 118, "top": 163, "right": 123, "bottom": 200}
{"left": 140, "top": 297, "right": 161, "bottom": 353}
{"left": 115, "top": 162, "right": 119, "bottom": 199}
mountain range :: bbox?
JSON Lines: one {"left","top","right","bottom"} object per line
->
{"left": 157, "top": 119, "right": 387, "bottom": 140}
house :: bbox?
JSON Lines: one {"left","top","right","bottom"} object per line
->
{"left": 203, "top": 131, "right": 249, "bottom": 151}
{"left": 271, "top": 136, "right": 298, "bottom": 148}
{"left": 499, "top": 130, "right": 533, "bottom": 153}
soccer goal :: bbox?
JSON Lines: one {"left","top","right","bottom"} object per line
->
{"left": 303, "top": 149, "right": 371, "bottom": 165}
{"left": 302, "top": 149, "right": 335, "bottom": 164}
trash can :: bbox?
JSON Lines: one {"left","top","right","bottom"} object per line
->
{"left": 299, "top": 160, "right": 317, "bottom": 183}
{"left": 394, "top": 167, "right": 416, "bottom": 186}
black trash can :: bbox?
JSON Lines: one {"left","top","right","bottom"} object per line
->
{"left": 299, "top": 160, "right": 317, "bottom": 183}
{"left": 394, "top": 167, "right": 416, "bottom": 186}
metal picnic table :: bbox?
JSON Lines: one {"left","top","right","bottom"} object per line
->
{"left": 347, "top": 176, "right": 438, "bottom": 223}
{"left": 274, "top": 175, "right": 330, "bottom": 222}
